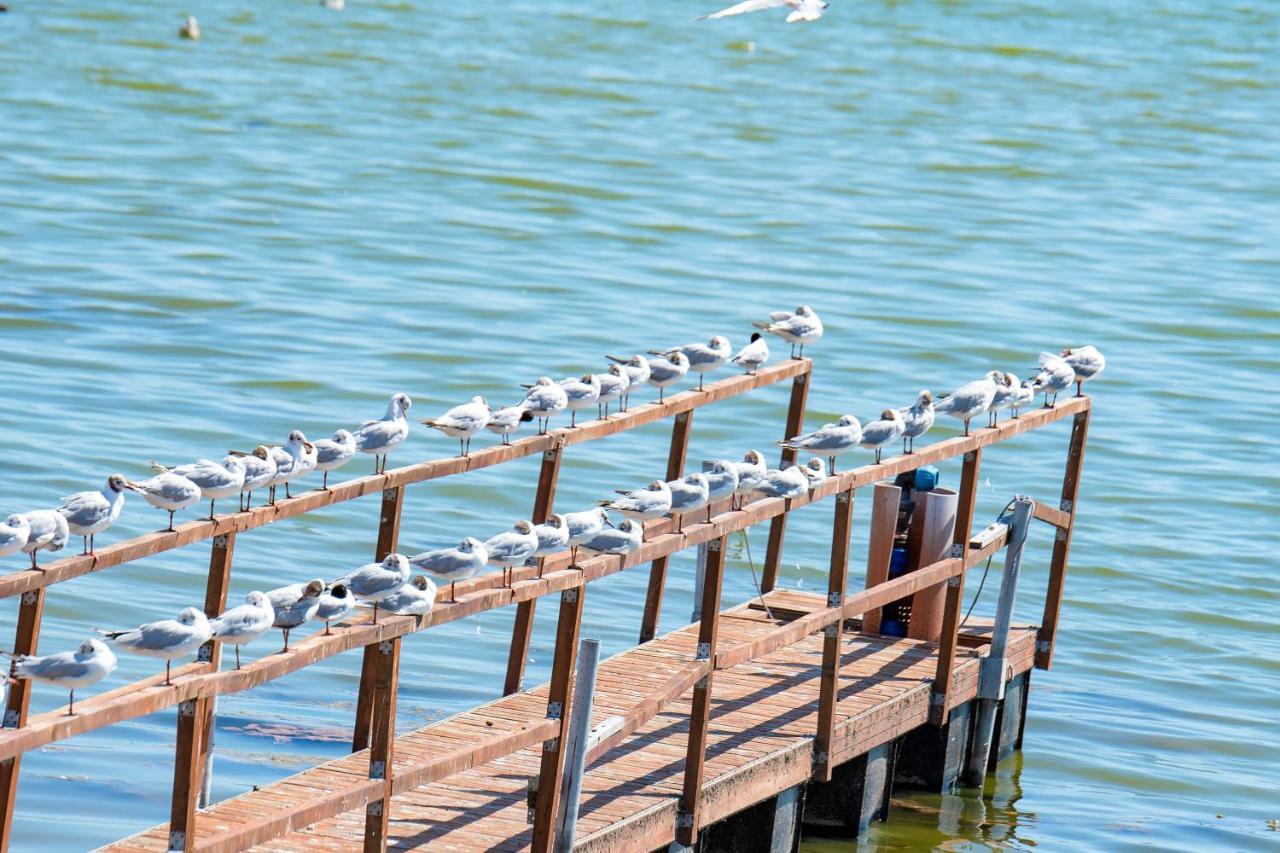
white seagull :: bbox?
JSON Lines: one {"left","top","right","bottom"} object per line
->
{"left": 533, "top": 514, "right": 571, "bottom": 559}
{"left": 0, "top": 514, "right": 31, "bottom": 560}
{"left": 1009, "top": 377, "right": 1036, "bottom": 419}
{"left": 730, "top": 333, "right": 770, "bottom": 375}
{"left": 521, "top": 377, "right": 569, "bottom": 435}
{"left": 780, "top": 415, "right": 862, "bottom": 474}
{"left": 1059, "top": 346, "right": 1106, "bottom": 396}
{"left": 17, "top": 509, "right": 69, "bottom": 569}
{"left": 747, "top": 465, "right": 809, "bottom": 501}
{"left": 897, "top": 391, "right": 935, "bottom": 454}
{"left": 274, "top": 430, "right": 319, "bottom": 501}
{"left": 699, "top": 0, "right": 828, "bottom": 23}
{"left": 126, "top": 471, "right": 202, "bottom": 531}
{"left": 800, "top": 457, "right": 828, "bottom": 488}
{"left": 354, "top": 392, "right": 413, "bottom": 473}
{"left": 408, "top": 537, "right": 488, "bottom": 602}
{"left": 646, "top": 351, "right": 690, "bottom": 402}
{"left": 604, "top": 355, "right": 650, "bottom": 412}
{"left": 209, "top": 591, "right": 274, "bottom": 669}
{"left": 563, "top": 507, "right": 611, "bottom": 566}
{"left": 578, "top": 519, "right": 644, "bottom": 560}
{"left": 334, "top": 554, "right": 411, "bottom": 622}
{"left": 267, "top": 579, "right": 325, "bottom": 650}
{"left": 149, "top": 456, "right": 246, "bottom": 519}
{"left": 702, "top": 461, "right": 741, "bottom": 519}
{"left": 651, "top": 336, "right": 730, "bottom": 391}
{"left": 934, "top": 372, "right": 1003, "bottom": 436}
{"left": 371, "top": 575, "right": 437, "bottom": 617}
{"left": 422, "top": 395, "right": 490, "bottom": 456}
{"left": 754, "top": 305, "right": 824, "bottom": 358}
{"left": 600, "top": 481, "right": 673, "bottom": 533}
{"left": 485, "top": 403, "right": 534, "bottom": 446}
{"left": 483, "top": 521, "right": 539, "bottom": 587}
{"left": 313, "top": 583, "right": 354, "bottom": 634}
{"left": 227, "top": 445, "right": 277, "bottom": 510}
{"left": 729, "top": 449, "right": 769, "bottom": 509}
{"left": 98, "top": 607, "right": 210, "bottom": 685}
{"left": 594, "top": 366, "right": 629, "bottom": 419}
{"left": 57, "top": 474, "right": 129, "bottom": 555}
{"left": 559, "top": 374, "right": 602, "bottom": 427}
{"left": 1031, "top": 354, "right": 1075, "bottom": 408}
{"left": 4, "top": 638, "right": 117, "bottom": 715}
{"left": 666, "top": 472, "right": 710, "bottom": 532}
{"left": 314, "top": 429, "right": 357, "bottom": 489}
{"left": 987, "top": 374, "right": 1018, "bottom": 427}
{"left": 859, "top": 409, "right": 906, "bottom": 463}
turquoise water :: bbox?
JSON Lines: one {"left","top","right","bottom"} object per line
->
{"left": 2, "top": 0, "right": 1278, "bottom": 849}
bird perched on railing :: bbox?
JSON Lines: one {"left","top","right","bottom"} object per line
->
{"left": 148, "top": 457, "right": 246, "bottom": 520}
{"left": 485, "top": 402, "right": 534, "bottom": 445}
{"left": 667, "top": 473, "right": 710, "bottom": 532}
{"left": 799, "top": 458, "right": 827, "bottom": 488}
{"left": 369, "top": 575, "right": 437, "bottom": 618}
{"left": 859, "top": 410, "right": 905, "bottom": 464}
{"left": 987, "top": 374, "right": 1021, "bottom": 427}
{"left": 745, "top": 465, "right": 809, "bottom": 501}
{"left": 730, "top": 333, "right": 770, "bottom": 375}
{"left": 650, "top": 336, "right": 730, "bottom": 391}
{"left": 729, "top": 449, "right": 768, "bottom": 509}
{"left": 256, "top": 431, "right": 317, "bottom": 503}
{"left": 600, "top": 481, "right": 673, "bottom": 538}
{"left": 605, "top": 355, "right": 650, "bottom": 412}
{"left": 532, "top": 514, "right": 570, "bottom": 561}
{"left": 594, "top": 365, "right": 629, "bottom": 419}
{"left": 422, "top": 395, "right": 490, "bottom": 456}
{"left": 779, "top": 415, "right": 861, "bottom": 474}
{"left": 1057, "top": 346, "right": 1106, "bottom": 396}
{"left": 209, "top": 591, "right": 274, "bottom": 669}
{"left": 646, "top": 351, "right": 690, "bottom": 402}
{"left": 408, "top": 537, "right": 488, "bottom": 602}
{"left": 1009, "top": 377, "right": 1035, "bottom": 418}
{"left": 128, "top": 471, "right": 202, "bottom": 531}
{"left": 267, "top": 580, "right": 325, "bottom": 650}
{"left": 56, "top": 474, "right": 130, "bottom": 555}
{"left": 16, "top": 509, "right": 68, "bottom": 569}
{"left": 577, "top": 519, "right": 644, "bottom": 560}
{"left": 483, "top": 521, "right": 539, "bottom": 588}
{"left": 702, "top": 461, "right": 741, "bottom": 521}
{"left": 97, "top": 607, "right": 211, "bottom": 686}
{"left": 0, "top": 514, "right": 30, "bottom": 561}
{"left": 897, "top": 391, "right": 934, "bottom": 454}
{"left": 228, "top": 446, "right": 276, "bottom": 510}
{"left": 934, "top": 372, "right": 1004, "bottom": 436}
{"left": 334, "top": 555, "right": 411, "bottom": 623}
{"left": 1030, "top": 354, "right": 1074, "bottom": 408}
{"left": 520, "top": 377, "right": 568, "bottom": 435}
{"left": 313, "top": 429, "right": 356, "bottom": 489}
{"left": 3, "top": 638, "right": 116, "bottom": 715}
{"left": 559, "top": 374, "right": 601, "bottom": 427}
{"left": 754, "top": 306, "right": 823, "bottom": 359}
{"left": 563, "top": 508, "right": 611, "bottom": 567}
{"left": 313, "top": 583, "right": 353, "bottom": 635}
{"left": 354, "top": 392, "right": 412, "bottom": 474}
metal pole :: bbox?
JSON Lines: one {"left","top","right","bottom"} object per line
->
{"left": 198, "top": 697, "right": 217, "bottom": 808}
{"left": 554, "top": 639, "right": 601, "bottom": 853}
{"left": 965, "top": 496, "right": 1034, "bottom": 788}
{"left": 690, "top": 542, "right": 706, "bottom": 624}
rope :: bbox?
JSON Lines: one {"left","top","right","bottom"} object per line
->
{"left": 740, "top": 529, "right": 773, "bottom": 619}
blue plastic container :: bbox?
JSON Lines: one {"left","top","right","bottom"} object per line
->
{"left": 880, "top": 619, "right": 906, "bottom": 638}
{"left": 914, "top": 465, "right": 941, "bottom": 491}
{"left": 888, "top": 547, "right": 910, "bottom": 578}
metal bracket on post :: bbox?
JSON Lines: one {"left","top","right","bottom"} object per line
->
{"left": 547, "top": 701, "right": 563, "bottom": 720}
{"left": 379, "top": 640, "right": 394, "bottom": 655}
{"left": 708, "top": 537, "right": 722, "bottom": 553}
{"left": 1060, "top": 499, "right": 1073, "bottom": 513}
{"left": 695, "top": 642, "right": 711, "bottom": 660}
{"left": 196, "top": 643, "right": 214, "bottom": 663}
{"left": 369, "top": 760, "right": 386, "bottom": 780}
{"left": 178, "top": 701, "right": 196, "bottom": 718}
{"left": 823, "top": 624, "right": 838, "bottom": 639}
{"left": 675, "top": 812, "right": 695, "bottom": 830}
{"left": 563, "top": 588, "right": 579, "bottom": 605}
{"left": 3, "top": 710, "right": 19, "bottom": 728}
{"left": 20, "top": 592, "right": 37, "bottom": 606}
{"left": 947, "top": 576, "right": 961, "bottom": 588}
{"left": 382, "top": 487, "right": 398, "bottom": 503}
{"left": 827, "top": 591, "right": 842, "bottom": 606}
{"left": 167, "top": 830, "right": 186, "bottom": 851}
{"left": 949, "top": 543, "right": 964, "bottom": 559}
{"left": 212, "top": 534, "right": 229, "bottom": 549}
{"left": 366, "top": 801, "right": 383, "bottom": 817}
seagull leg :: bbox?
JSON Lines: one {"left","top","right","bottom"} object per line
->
{"left": 698, "top": 374, "right": 704, "bottom": 391}
{"left": 372, "top": 604, "right": 379, "bottom": 624}
{"left": 571, "top": 411, "right": 577, "bottom": 428}
{"left": 165, "top": 660, "right": 172, "bottom": 686}
{"left": 68, "top": 690, "right": 75, "bottom": 716}
{"left": 828, "top": 457, "right": 835, "bottom": 476}
{"left": 282, "top": 628, "right": 290, "bottom": 652}
{"left": 30, "top": 551, "right": 38, "bottom": 570}
{"left": 208, "top": 499, "right": 217, "bottom": 520}
{"left": 963, "top": 419, "right": 971, "bottom": 437}
{"left": 707, "top": 504, "right": 712, "bottom": 523}
{"left": 659, "top": 388, "right": 665, "bottom": 403}
{"left": 166, "top": 510, "right": 176, "bottom": 532}
{"left": 876, "top": 448, "right": 883, "bottom": 464}
{"left": 450, "top": 581, "right": 458, "bottom": 603}
{"left": 90, "top": 533, "right": 96, "bottom": 554}
{"left": 459, "top": 438, "right": 465, "bottom": 457}
{"left": 1076, "top": 380, "right": 1083, "bottom": 397}
{"left": 324, "top": 621, "right": 331, "bottom": 636}
{"left": 235, "top": 645, "right": 242, "bottom": 669}
{"left": 81, "top": 536, "right": 89, "bottom": 556}
{"left": 285, "top": 483, "right": 293, "bottom": 499}
{"left": 322, "top": 471, "right": 330, "bottom": 490}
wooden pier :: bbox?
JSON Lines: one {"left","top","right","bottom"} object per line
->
{"left": 0, "top": 358, "right": 1091, "bottom": 852}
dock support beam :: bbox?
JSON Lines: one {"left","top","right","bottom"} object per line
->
{"left": 354, "top": 485, "right": 404, "bottom": 752}
{"left": 0, "top": 587, "right": 45, "bottom": 849}
{"left": 803, "top": 740, "right": 896, "bottom": 838}
{"left": 640, "top": 411, "right": 694, "bottom": 643}
{"left": 699, "top": 784, "right": 805, "bottom": 853}
{"left": 761, "top": 369, "right": 809, "bottom": 593}
{"left": 506, "top": 441, "right": 564, "bottom": 695}
{"left": 814, "top": 487, "right": 854, "bottom": 782}
{"left": 966, "top": 496, "right": 1033, "bottom": 787}
{"left": 895, "top": 701, "right": 974, "bottom": 794}
{"left": 362, "top": 636, "right": 401, "bottom": 851}
{"left": 531, "top": 586, "right": 587, "bottom": 853}
{"left": 1037, "top": 408, "right": 1091, "bottom": 669}
{"left": 929, "top": 449, "right": 981, "bottom": 725}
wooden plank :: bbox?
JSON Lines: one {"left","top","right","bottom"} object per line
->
{"left": 505, "top": 441, "right": 564, "bottom": 695}
{"left": 1037, "top": 407, "right": 1091, "bottom": 669}
{"left": 0, "top": 398, "right": 1082, "bottom": 765}
{"left": 0, "top": 586, "right": 45, "bottom": 848}
{"left": 930, "top": 448, "right": 982, "bottom": 725}
{"left": 675, "top": 534, "right": 727, "bottom": 846}
{"left": 1030, "top": 499, "right": 1071, "bottom": 530}
{"left": 0, "top": 361, "right": 811, "bottom": 603}
{"left": 354, "top": 487, "right": 405, "bottom": 754}
{"left": 761, "top": 369, "right": 810, "bottom": 592}
{"left": 861, "top": 483, "right": 902, "bottom": 635}
{"left": 362, "top": 637, "right": 400, "bottom": 852}
{"left": 814, "top": 488, "right": 854, "bottom": 782}
{"left": 530, "top": 586, "right": 586, "bottom": 852}
{"left": 639, "top": 410, "right": 694, "bottom": 644}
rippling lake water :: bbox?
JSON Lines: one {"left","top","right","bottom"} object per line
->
{"left": 2, "top": 0, "right": 1278, "bottom": 849}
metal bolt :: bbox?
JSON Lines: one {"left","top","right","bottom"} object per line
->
{"left": 823, "top": 624, "right": 838, "bottom": 639}
{"left": 695, "top": 642, "right": 711, "bottom": 660}
{"left": 547, "top": 701, "right": 563, "bottom": 719}
{"left": 379, "top": 640, "right": 395, "bottom": 654}
{"left": 947, "top": 576, "right": 961, "bottom": 588}
{"left": 213, "top": 533, "right": 230, "bottom": 549}
{"left": 545, "top": 737, "right": 560, "bottom": 753}
{"left": 563, "top": 588, "right": 579, "bottom": 605}
{"left": 1036, "top": 640, "right": 1051, "bottom": 653}
{"left": 709, "top": 538, "right": 722, "bottom": 553}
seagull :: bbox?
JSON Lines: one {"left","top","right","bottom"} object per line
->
{"left": 179, "top": 14, "right": 200, "bottom": 39}
{"left": 666, "top": 473, "right": 710, "bottom": 532}
{"left": 754, "top": 305, "right": 824, "bottom": 358}
{"left": 209, "top": 591, "right": 274, "bottom": 669}
{"left": 600, "top": 481, "right": 672, "bottom": 534}
{"left": 559, "top": 374, "right": 601, "bottom": 427}
{"left": 1031, "top": 354, "right": 1075, "bottom": 408}
{"left": 521, "top": 377, "right": 568, "bottom": 435}
{"left": 1009, "top": 376, "right": 1036, "bottom": 418}
{"left": 227, "top": 446, "right": 277, "bottom": 510}
{"left": 646, "top": 352, "right": 690, "bottom": 402}
{"left": 532, "top": 514, "right": 570, "bottom": 560}
{"left": 483, "top": 521, "right": 539, "bottom": 587}
{"left": 859, "top": 409, "right": 906, "bottom": 463}
{"left": 897, "top": 391, "right": 935, "bottom": 454}
{"left": 267, "top": 580, "right": 325, "bottom": 651}
{"left": 779, "top": 415, "right": 862, "bottom": 474}
{"left": 800, "top": 457, "right": 828, "bottom": 488}
{"left": 563, "top": 507, "right": 611, "bottom": 567}
{"left": 313, "top": 583, "right": 354, "bottom": 634}
{"left": 334, "top": 554, "right": 411, "bottom": 623}
{"left": 1059, "top": 346, "right": 1106, "bottom": 396}
{"left": 699, "top": 0, "right": 828, "bottom": 23}
{"left": 127, "top": 472, "right": 201, "bottom": 531}
{"left": 98, "top": 607, "right": 210, "bottom": 685}
{"left": 485, "top": 403, "right": 534, "bottom": 446}
{"left": 0, "top": 514, "right": 30, "bottom": 560}
{"left": 17, "top": 510, "right": 69, "bottom": 569}
{"left": 650, "top": 336, "right": 730, "bottom": 391}
{"left": 729, "top": 449, "right": 768, "bottom": 509}
{"left": 578, "top": 519, "right": 644, "bottom": 560}
{"left": 987, "top": 374, "right": 1018, "bottom": 427}
{"left": 702, "top": 461, "right": 740, "bottom": 520}
{"left": 604, "top": 355, "right": 650, "bottom": 411}
{"left": 314, "top": 429, "right": 357, "bottom": 489}
{"left": 4, "top": 638, "right": 116, "bottom": 715}
{"left": 274, "top": 430, "right": 318, "bottom": 501}
{"left": 354, "top": 392, "right": 412, "bottom": 474}
{"left": 730, "top": 333, "right": 770, "bottom": 375}
{"left": 149, "top": 457, "right": 246, "bottom": 520}
{"left": 408, "top": 537, "right": 488, "bottom": 602}
{"left": 594, "top": 365, "right": 629, "bottom": 419}
{"left": 57, "top": 474, "right": 129, "bottom": 555}
{"left": 320, "top": 0, "right": 345, "bottom": 9}
{"left": 422, "top": 395, "right": 490, "bottom": 456}
{"left": 746, "top": 465, "right": 809, "bottom": 501}
{"left": 934, "top": 372, "right": 1003, "bottom": 436}
{"left": 370, "top": 575, "right": 437, "bottom": 617}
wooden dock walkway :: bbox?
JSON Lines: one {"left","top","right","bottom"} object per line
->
{"left": 108, "top": 590, "right": 1036, "bottom": 852}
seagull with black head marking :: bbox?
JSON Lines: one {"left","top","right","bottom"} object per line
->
{"left": 486, "top": 402, "right": 534, "bottom": 445}
{"left": 730, "top": 333, "right": 770, "bottom": 375}
{"left": 521, "top": 377, "right": 568, "bottom": 435}
{"left": 646, "top": 352, "right": 689, "bottom": 402}
{"left": 267, "top": 580, "right": 325, "bottom": 650}
{"left": 594, "top": 365, "right": 629, "bottom": 419}
{"left": 57, "top": 474, "right": 130, "bottom": 555}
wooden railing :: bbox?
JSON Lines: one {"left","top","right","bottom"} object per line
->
{"left": 0, "top": 357, "right": 1092, "bottom": 853}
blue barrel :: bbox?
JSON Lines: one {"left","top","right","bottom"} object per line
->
{"left": 880, "top": 619, "right": 906, "bottom": 638}
{"left": 914, "top": 465, "right": 941, "bottom": 491}
{"left": 888, "top": 547, "right": 910, "bottom": 578}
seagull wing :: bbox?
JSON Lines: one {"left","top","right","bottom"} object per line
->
{"left": 700, "top": 0, "right": 794, "bottom": 20}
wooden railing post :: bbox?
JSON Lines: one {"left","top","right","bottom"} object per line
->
{"left": 814, "top": 488, "right": 854, "bottom": 782}
{"left": 761, "top": 368, "right": 810, "bottom": 592}
{"left": 168, "top": 532, "right": 236, "bottom": 851}
{"left": 354, "top": 486, "right": 405, "bottom": 752}
{"left": 0, "top": 588, "right": 45, "bottom": 848}
{"left": 1036, "top": 407, "right": 1091, "bottom": 669}
{"left": 362, "top": 636, "right": 401, "bottom": 851}
{"left": 639, "top": 410, "right": 694, "bottom": 643}
{"left": 505, "top": 441, "right": 565, "bottom": 695}
{"left": 530, "top": 585, "right": 586, "bottom": 853}
{"left": 929, "top": 449, "right": 982, "bottom": 725}
{"left": 861, "top": 483, "right": 902, "bottom": 635}
{"left": 675, "top": 534, "right": 727, "bottom": 847}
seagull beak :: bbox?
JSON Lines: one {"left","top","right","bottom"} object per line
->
{"left": 123, "top": 481, "right": 143, "bottom": 493}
